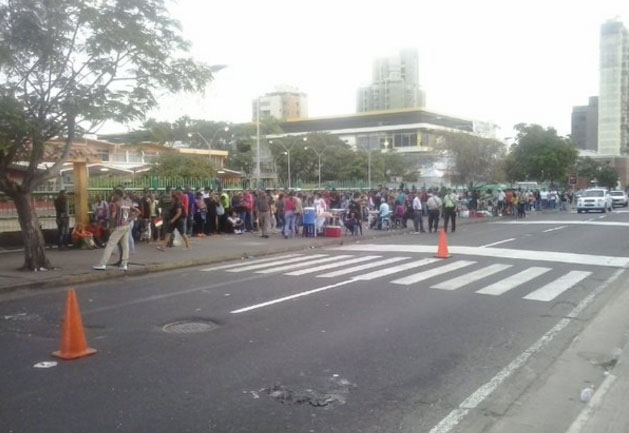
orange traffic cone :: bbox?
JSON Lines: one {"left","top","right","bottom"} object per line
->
{"left": 52, "top": 289, "right": 97, "bottom": 360}
{"left": 435, "top": 230, "right": 451, "bottom": 259}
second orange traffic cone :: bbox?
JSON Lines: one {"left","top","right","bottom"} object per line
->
{"left": 435, "top": 230, "right": 451, "bottom": 259}
{"left": 52, "top": 289, "right": 97, "bottom": 360}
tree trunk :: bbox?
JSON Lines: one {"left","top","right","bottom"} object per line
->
{"left": 13, "top": 192, "right": 52, "bottom": 271}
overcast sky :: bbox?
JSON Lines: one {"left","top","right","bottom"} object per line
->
{"left": 112, "top": 0, "right": 629, "bottom": 139}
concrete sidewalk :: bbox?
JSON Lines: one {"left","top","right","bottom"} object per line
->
{"left": 479, "top": 267, "right": 629, "bottom": 433}
{"left": 0, "top": 229, "right": 380, "bottom": 293}
{"left": 0, "top": 213, "right": 541, "bottom": 294}
{"left": 0, "top": 223, "right": 431, "bottom": 293}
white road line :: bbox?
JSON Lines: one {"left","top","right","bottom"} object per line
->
{"left": 227, "top": 254, "right": 327, "bottom": 272}
{"left": 431, "top": 264, "right": 512, "bottom": 291}
{"left": 200, "top": 254, "right": 302, "bottom": 272}
{"left": 317, "top": 257, "right": 410, "bottom": 278}
{"left": 479, "top": 238, "right": 516, "bottom": 248}
{"left": 543, "top": 226, "right": 567, "bottom": 233}
{"left": 230, "top": 279, "right": 356, "bottom": 314}
{"left": 428, "top": 269, "right": 625, "bottom": 433}
{"left": 497, "top": 220, "right": 629, "bottom": 227}
{"left": 332, "top": 244, "right": 629, "bottom": 268}
{"left": 597, "top": 215, "right": 607, "bottom": 219}
{"left": 255, "top": 255, "right": 353, "bottom": 274}
{"left": 284, "top": 255, "right": 381, "bottom": 276}
{"left": 391, "top": 261, "right": 476, "bottom": 285}
{"left": 523, "top": 271, "right": 592, "bottom": 302}
{"left": 352, "top": 258, "right": 440, "bottom": 280}
{"left": 476, "top": 267, "right": 552, "bottom": 296}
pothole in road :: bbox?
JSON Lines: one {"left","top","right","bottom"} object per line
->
{"left": 261, "top": 375, "right": 356, "bottom": 409}
{"left": 162, "top": 320, "right": 218, "bottom": 334}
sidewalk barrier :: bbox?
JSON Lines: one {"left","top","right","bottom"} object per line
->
{"left": 436, "top": 230, "right": 451, "bottom": 259}
{"left": 52, "top": 289, "right": 97, "bottom": 360}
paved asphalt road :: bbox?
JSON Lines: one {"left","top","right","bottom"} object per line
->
{"left": 2, "top": 209, "right": 629, "bottom": 433}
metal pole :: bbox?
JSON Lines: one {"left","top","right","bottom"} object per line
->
{"left": 256, "top": 98, "right": 261, "bottom": 188}
{"left": 368, "top": 150, "right": 372, "bottom": 190}
{"left": 287, "top": 149, "right": 291, "bottom": 190}
{"left": 318, "top": 153, "right": 321, "bottom": 189}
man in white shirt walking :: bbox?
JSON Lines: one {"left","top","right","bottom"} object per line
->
{"left": 412, "top": 193, "right": 425, "bottom": 233}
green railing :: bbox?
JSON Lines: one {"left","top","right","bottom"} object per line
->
{"left": 87, "top": 176, "right": 375, "bottom": 193}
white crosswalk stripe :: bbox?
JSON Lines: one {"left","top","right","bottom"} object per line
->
{"left": 391, "top": 260, "right": 476, "bottom": 285}
{"left": 317, "top": 256, "right": 411, "bottom": 278}
{"left": 476, "top": 267, "right": 552, "bottom": 296}
{"left": 523, "top": 271, "right": 592, "bottom": 302}
{"left": 255, "top": 255, "right": 354, "bottom": 274}
{"left": 227, "top": 254, "right": 327, "bottom": 272}
{"left": 431, "top": 264, "right": 512, "bottom": 290}
{"left": 208, "top": 250, "right": 598, "bottom": 304}
{"left": 284, "top": 256, "right": 382, "bottom": 276}
{"left": 351, "top": 258, "right": 440, "bottom": 281}
{"left": 201, "top": 254, "right": 303, "bottom": 272}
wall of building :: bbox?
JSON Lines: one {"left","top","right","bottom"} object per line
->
{"left": 357, "top": 49, "right": 425, "bottom": 112}
{"left": 598, "top": 19, "right": 629, "bottom": 155}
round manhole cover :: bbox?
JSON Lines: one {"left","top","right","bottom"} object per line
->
{"left": 162, "top": 320, "right": 218, "bottom": 334}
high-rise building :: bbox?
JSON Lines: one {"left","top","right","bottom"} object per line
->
{"left": 572, "top": 96, "right": 599, "bottom": 151}
{"left": 357, "top": 49, "right": 426, "bottom": 112}
{"left": 252, "top": 86, "right": 308, "bottom": 121}
{"left": 598, "top": 19, "right": 629, "bottom": 155}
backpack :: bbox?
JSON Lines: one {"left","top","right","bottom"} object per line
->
{"left": 216, "top": 203, "right": 225, "bottom": 216}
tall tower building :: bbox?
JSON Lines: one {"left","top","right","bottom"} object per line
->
{"left": 357, "top": 49, "right": 426, "bottom": 112}
{"left": 598, "top": 19, "right": 629, "bottom": 155}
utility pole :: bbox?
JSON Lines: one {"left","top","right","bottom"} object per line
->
{"left": 255, "top": 98, "right": 261, "bottom": 188}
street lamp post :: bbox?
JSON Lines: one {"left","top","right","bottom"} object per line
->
{"left": 255, "top": 98, "right": 261, "bottom": 188}
{"left": 273, "top": 136, "right": 306, "bottom": 190}
{"left": 357, "top": 141, "right": 375, "bottom": 190}
{"left": 188, "top": 126, "right": 229, "bottom": 163}
{"left": 274, "top": 141, "right": 293, "bottom": 190}
{"left": 305, "top": 145, "right": 328, "bottom": 189}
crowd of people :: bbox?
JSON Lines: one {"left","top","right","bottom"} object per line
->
{"left": 49, "top": 184, "right": 579, "bottom": 270}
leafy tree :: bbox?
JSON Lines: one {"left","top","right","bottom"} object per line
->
{"left": 434, "top": 132, "right": 507, "bottom": 189}
{"left": 597, "top": 165, "right": 619, "bottom": 190}
{"left": 0, "top": 0, "right": 215, "bottom": 270}
{"left": 144, "top": 116, "right": 191, "bottom": 147}
{"left": 150, "top": 152, "right": 216, "bottom": 178}
{"left": 575, "top": 157, "right": 601, "bottom": 181}
{"left": 506, "top": 124, "right": 578, "bottom": 185}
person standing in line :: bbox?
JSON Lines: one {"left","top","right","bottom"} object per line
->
{"left": 185, "top": 186, "right": 196, "bottom": 237}
{"left": 255, "top": 190, "right": 271, "bottom": 238}
{"left": 205, "top": 191, "right": 218, "bottom": 235}
{"left": 158, "top": 187, "right": 173, "bottom": 240}
{"left": 219, "top": 188, "right": 231, "bottom": 233}
{"left": 426, "top": 191, "right": 442, "bottom": 233}
{"left": 194, "top": 191, "right": 207, "bottom": 236}
{"left": 157, "top": 190, "right": 190, "bottom": 251}
{"left": 443, "top": 189, "right": 458, "bottom": 233}
{"left": 283, "top": 191, "right": 297, "bottom": 239}
{"left": 54, "top": 190, "right": 70, "bottom": 250}
{"left": 177, "top": 187, "right": 189, "bottom": 236}
{"left": 412, "top": 192, "right": 425, "bottom": 234}
{"left": 140, "top": 188, "right": 152, "bottom": 242}
{"left": 93, "top": 189, "right": 138, "bottom": 271}
{"left": 294, "top": 192, "right": 303, "bottom": 236}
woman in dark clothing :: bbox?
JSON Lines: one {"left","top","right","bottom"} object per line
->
{"left": 204, "top": 193, "right": 218, "bottom": 235}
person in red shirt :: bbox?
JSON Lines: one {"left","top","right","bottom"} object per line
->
{"left": 283, "top": 191, "right": 297, "bottom": 239}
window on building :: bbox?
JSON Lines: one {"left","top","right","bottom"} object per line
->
{"left": 97, "top": 149, "right": 109, "bottom": 161}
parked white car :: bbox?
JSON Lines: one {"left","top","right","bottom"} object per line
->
{"left": 577, "top": 189, "right": 613, "bottom": 213}
{"left": 610, "top": 190, "right": 628, "bottom": 207}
